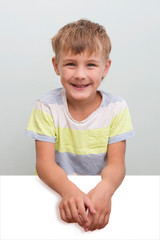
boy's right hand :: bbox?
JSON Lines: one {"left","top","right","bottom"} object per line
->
{"left": 59, "top": 185, "right": 96, "bottom": 227}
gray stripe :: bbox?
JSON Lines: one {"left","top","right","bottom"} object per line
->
{"left": 100, "top": 90, "right": 124, "bottom": 107}
{"left": 25, "top": 130, "right": 56, "bottom": 143}
{"left": 38, "top": 88, "right": 124, "bottom": 107}
{"left": 108, "top": 130, "right": 135, "bottom": 144}
{"left": 55, "top": 151, "right": 107, "bottom": 175}
{"left": 38, "top": 88, "right": 63, "bottom": 105}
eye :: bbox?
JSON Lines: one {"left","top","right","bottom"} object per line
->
{"left": 66, "top": 63, "right": 75, "bottom": 66}
{"left": 88, "top": 63, "right": 96, "bottom": 67}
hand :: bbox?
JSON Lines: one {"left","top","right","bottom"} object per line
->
{"left": 82, "top": 180, "right": 112, "bottom": 231}
{"left": 59, "top": 185, "right": 96, "bottom": 227}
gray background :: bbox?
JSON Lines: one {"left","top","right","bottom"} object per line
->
{"left": 0, "top": 0, "right": 160, "bottom": 174}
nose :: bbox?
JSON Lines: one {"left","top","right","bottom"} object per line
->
{"left": 74, "top": 66, "right": 86, "bottom": 80}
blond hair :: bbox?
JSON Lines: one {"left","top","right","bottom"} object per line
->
{"left": 51, "top": 19, "right": 111, "bottom": 62}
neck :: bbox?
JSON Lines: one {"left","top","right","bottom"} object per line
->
{"left": 67, "top": 91, "right": 102, "bottom": 111}
{"left": 66, "top": 91, "right": 102, "bottom": 122}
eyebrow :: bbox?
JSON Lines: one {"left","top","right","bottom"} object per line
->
{"left": 87, "top": 59, "right": 101, "bottom": 63}
{"left": 62, "top": 59, "right": 76, "bottom": 63}
{"left": 62, "top": 58, "right": 101, "bottom": 63}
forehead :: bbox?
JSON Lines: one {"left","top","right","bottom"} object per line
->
{"left": 59, "top": 50, "right": 105, "bottom": 62}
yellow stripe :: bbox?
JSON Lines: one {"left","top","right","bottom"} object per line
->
{"left": 26, "top": 109, "right": 56, "bottom": 137}
{"left": 109, "top": 108, "right": 133, "bottom": 138}
{"left": 55, "top": 127, "right": 109, "bottom": 155}
{"left": 27, "top": 108, "right": 133, "bottom": 155}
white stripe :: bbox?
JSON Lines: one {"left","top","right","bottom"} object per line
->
{"left": 34, "top": 93, "right": 128, "bottom": 130}
{"left": 35, "top": 100, "right": 52, "bottom": 115}
{"left": 48, "top": 100, "right": 128, "bottom": 130}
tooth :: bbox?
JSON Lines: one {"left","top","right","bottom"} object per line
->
{"left": 73, "top": 84, "right": 88, "bottom": 88}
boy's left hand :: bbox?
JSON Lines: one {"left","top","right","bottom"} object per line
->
{"left": 82, "top": 180, "right": 112, "bottom": 231}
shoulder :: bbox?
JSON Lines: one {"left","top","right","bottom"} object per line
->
{"left": 100, "top": 90, "right": 128, "bottom": 108}
{"left": 37, "top": 88, "right": 63, "bottom": 105}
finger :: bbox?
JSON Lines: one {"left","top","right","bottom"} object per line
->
{"left": 82, "top": 210, "right": 92, "bottom": 226}
{"left": 83, "top": 211, "right": 94, "bottom": 230}
{"left": 90, "top": 217, "right": 99, "bottom": 231}
{"left": 97, "top": 213, "right": 106, "bottom": 230}
{"left": 101, "top": 213, "right": 110, "bottom": 229}
{"left": 63, "top": 202, "right": 73, "bottom": 222}
{"left": 84, "top": 198, "right": 96, "bottom": 215}
{"left": 76, "top": 200, "right": 89, "bottom": 224}
{"left": 69, "top": 202, "right": 83, "bottom": 226}
{"left": 59, "top": 208, "right": 69, "bottom": 223}
{"left": 88, "top": 211, "right": 99, "bottom": 231}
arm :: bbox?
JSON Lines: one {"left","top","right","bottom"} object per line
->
{"left": 35, "top": 140, "right": 96, "bottom": 226}
{"left": 101, "top": 140, "right": 126, "bottom": 195}
{"left": 83, "top": 140, "right": 126, "bottom": 231}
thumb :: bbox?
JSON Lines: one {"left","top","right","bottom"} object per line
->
{"left": 84, "top": 197, "right": 96, "bottom": 215}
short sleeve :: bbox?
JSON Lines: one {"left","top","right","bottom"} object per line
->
{"left": 25, "top": 100, "right": 56, "bottom": 143}
{"left": 108, "top": 100, "right": 135, "bottom": 144}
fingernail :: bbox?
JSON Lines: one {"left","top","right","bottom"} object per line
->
{"left": 85, "top": 228, "right": 88, "bottom": 232}
{"left": 93, "top": 209, "right": 96, "bottom": 214}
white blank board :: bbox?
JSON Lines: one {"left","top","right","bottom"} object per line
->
{"left": 0, "top": 176, "right": 159, "bottom": 239}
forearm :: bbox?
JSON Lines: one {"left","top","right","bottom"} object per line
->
{"left": 101, "top": 162, "right": 126, "bottom": 196}
{"left": 36, "top": 161, "right": 78, "bottom": 197}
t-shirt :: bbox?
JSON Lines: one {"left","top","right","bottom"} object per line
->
{"left": 25, "top": 88, "right": 135, "bottom": 175}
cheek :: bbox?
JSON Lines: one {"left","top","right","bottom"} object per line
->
{"left": 91, "top": 71, "right": 103, "bottom": 82}
{"left": 61, "top": 69, "right": 73, "bottom": 79}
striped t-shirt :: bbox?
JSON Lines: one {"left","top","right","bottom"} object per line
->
{"left": 25, "top": 88, "right": 135, "bottom": 175}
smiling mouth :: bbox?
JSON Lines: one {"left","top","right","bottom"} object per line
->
{"left": 71, "top": 84, "right": 90, "bottom": 88}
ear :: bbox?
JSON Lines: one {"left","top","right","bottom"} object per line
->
{"left": 102, "top": 59, "right": 111, "bottom": 79}
{"left": 52, "top": 57, "right": 60, "bottom": 75}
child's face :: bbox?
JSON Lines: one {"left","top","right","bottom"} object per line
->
{"left": 52, "top": 50, "right": 111, "bottom": 104}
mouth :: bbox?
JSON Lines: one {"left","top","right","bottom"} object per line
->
{"left": 71, "top": 84, "right": 90, "bottom": 89}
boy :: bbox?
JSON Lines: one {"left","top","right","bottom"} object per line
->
{"left": 25, "top": 19, "right": 135, "bottom": 231}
